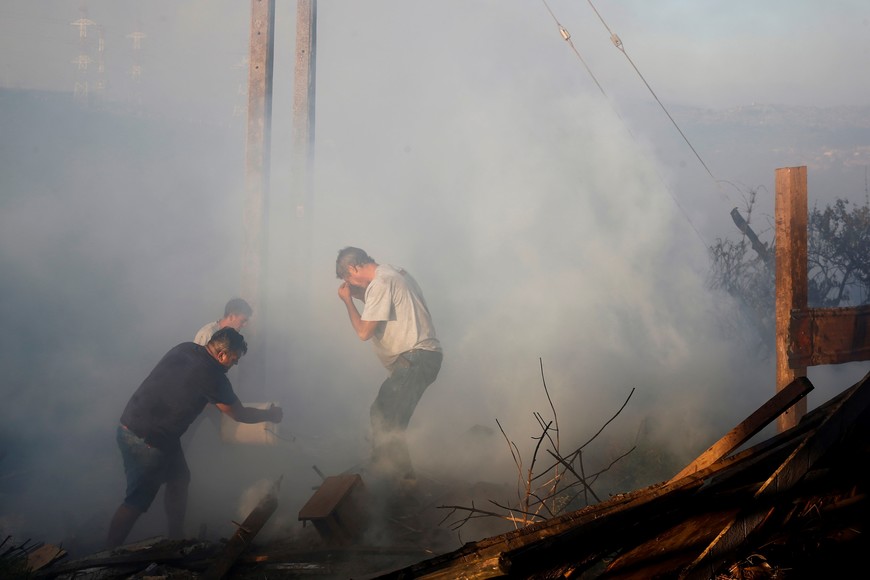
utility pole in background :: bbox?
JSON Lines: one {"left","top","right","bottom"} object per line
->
{"left": 293, "top": 0, "right": 317, "bottom": 219}
{"left": 240, "top": 0, "right": 275, "bottom": 398}
{"left": 289, "top": 0, "right": 318, "bottom": 330}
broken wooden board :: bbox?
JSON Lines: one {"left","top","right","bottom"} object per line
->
{"left": 26, "top": 543, "right": 67, "bottom": 572}
{"left": 201, "top": 477, "right": 281, "bottom": 580}
{"left": 678, "top": 369, "right": 870, "bottom": 580}
{"left": 790, "top": 305, "right": 870, "bottom": 367}
{"left": 669, "top": 376, "right": 814, "bottom": 483}
{"left": 375, "top": 371, "right": 870, "bottom": 579}
{"left": 33, "top": 539, "right": 218, "bottom": 577}
{"left": 298, "top": 473, "right": 368, "bottom": 545}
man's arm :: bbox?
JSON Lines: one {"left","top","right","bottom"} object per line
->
{"left": 215, "top": 401, "right": 283, "bottom": 424}
{"left": 338, "top": 282, "right": 379, "bottom": 341}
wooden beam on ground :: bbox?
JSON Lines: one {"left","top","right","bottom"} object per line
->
{"left": 201, "top": 478, "right": 281, "bottom": 580}
{"left": 386, "top": 450, "right": 761, "bottom": 579}
{"left": 678, "top": 370, "right": 870, "bottom": 580}
{"left": 26, "top": 544, "right": 66, "bottom": 572}
{"left": 34, "top": 539, "right": 217, "bottom": 576}
{"left": 789, "top": 305, "right": 870, "bottom": 367}
{"left": 668, "top": 376, "right": 814, "bottom": 483}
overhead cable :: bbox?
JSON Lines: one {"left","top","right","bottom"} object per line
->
{"left": 585, "top": 0, "right": 728, "bottom": 203}
{"left": 539, "top": 0, "right": 709, "bottom": 247}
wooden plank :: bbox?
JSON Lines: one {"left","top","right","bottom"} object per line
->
{"left": 298, "top": 474, "right": 362, "bottom": 520}
{"left": 26, "top": 544, "right": 66, "bottom": 572}
{"left": 774, "top": 165, "right": 808, "bottom": 431}
{"left": 395, "top": 451, "right": 764, "bottom": 579}
{"left": 789, "top": 305, "right": 870, "bottom": 367}
{"left": 603, "top": 508, "right": 741, "bottom": 579}
{"left": 668, "top": 376, "right": 813, "bottom": 483}
{"left": 679, "top": 370, "right": 870, "bottom": 580}
{"left": 372, "top": 380, "right": 862, "bottom": 579}
{"left": 34, "top": 539, "right": 217, "bottom": 576}
{"left": 201, "top": 478, "right": 280, "bottom": 580}
{"left": 493, "top": 374, "right": 865, "bottom": 579}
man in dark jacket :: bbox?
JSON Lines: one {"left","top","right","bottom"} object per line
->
{"left": 106, "top": 327, "right": 283, "bottom": 549}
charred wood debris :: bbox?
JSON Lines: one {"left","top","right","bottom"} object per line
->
{"left": 6, "top": 364, "right": 870, "bottom": 579}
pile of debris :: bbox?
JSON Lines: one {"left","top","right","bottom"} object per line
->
{"left": 379, "top": 372, "right": 870, "bottom": 579}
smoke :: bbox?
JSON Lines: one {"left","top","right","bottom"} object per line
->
{"left": 1, "top": 0, "right": 869, "bottom": 558}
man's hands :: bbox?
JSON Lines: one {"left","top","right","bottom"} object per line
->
{"left": 338, "top": 282, "right": 378, "bottom": 341}
{"left": 267, "top": 403, "right": 283, "bottom": 423}
{"left": 338, "top": 281, "right": 353, "bottom": 303}
{"left": 338, "top": 282, "right": 365, "bottom": 303}
{"left": 217, "top": 401, "right": 284, "bottom": 424}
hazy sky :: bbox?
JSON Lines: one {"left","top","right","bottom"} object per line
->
{"left": 2, "top": 1, "right": 869, "bottom": 108}
{"left": 1, "top": 0, "right": 869, "bottom": 555}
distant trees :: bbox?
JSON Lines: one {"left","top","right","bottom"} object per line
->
{"left": 708, "top": 188, "right": 870, "bottom": 356}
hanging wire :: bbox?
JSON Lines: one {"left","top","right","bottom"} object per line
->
{"left": 541, "top": 0, "right": 609, "bottom": 99}
{"left": 540, "top": 0, "right": 710, "bottom": 247}
{"left": 585, "top": 0, "right": 730, "bottom": 205}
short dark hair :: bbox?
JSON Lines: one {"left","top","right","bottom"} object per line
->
{"left": 336, "top": 247, "right": 375, "bottom": 279}
{"left": 224, "top": 297, "right": 253, "bottom": 317}
{"left": 208, "top": 327, "right": 248, "bottom": 356}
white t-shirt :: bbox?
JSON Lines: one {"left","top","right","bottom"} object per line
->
{"left": 193, "top": 321, "right": 221, "bottom": 346}
{"left": 361, "top": 264, "right": 441, "bottom": 368}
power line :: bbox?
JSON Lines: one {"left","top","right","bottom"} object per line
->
{"left": 540, "top": 0, "right": 608, "bottom": 99}
{"left": 539, "top": 0, "right": 710, "bottom": 247}
{"left": 584, "top": 0, "right": 730, "bottom": 204}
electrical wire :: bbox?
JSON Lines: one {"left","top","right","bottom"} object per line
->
{"left": 541, "top": 0, "right": 609, "bottom": 100}
{"left": 585, "top": 0, "right": 730, "bottom": 204}
{"left": 539, "top": 0, "right": 710, "bottom": 247}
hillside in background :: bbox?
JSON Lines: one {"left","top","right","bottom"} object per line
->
{"left": 679, "top": 103, "right": 870, "bottom": 172}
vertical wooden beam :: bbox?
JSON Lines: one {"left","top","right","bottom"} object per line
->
{"left": 775, "top": 166, "right": 808, "bottom": 431}
{"left": 240, "top": 0, "right": 275, "bottom": 396}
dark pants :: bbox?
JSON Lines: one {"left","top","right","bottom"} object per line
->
{"left": 370, "top": 349, "right": 442, "bottom": 482}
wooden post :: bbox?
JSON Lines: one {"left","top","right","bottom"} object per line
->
{"left": 775, "top": 166, "right": 808, "bottom": 431}
{"left": 239, "top": 0, "right": 275, "bottom": 396}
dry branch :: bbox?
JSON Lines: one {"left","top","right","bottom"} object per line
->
{"left": 440, "top": 361, "right": 636, "bottom": 531}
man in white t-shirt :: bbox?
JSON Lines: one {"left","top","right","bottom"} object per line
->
{"left": 336, "top": 247, "right": 443, "bottom": 490}
{"left": 186, "top": 297, "right": 253, "bottom": 446}
{"left": 194, "top": 298, "right": 253, "bottom": 346}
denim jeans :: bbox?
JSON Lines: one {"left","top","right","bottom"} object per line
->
{"left": 370, "top": 349, "right": 442, "bottom": 481}
{"left": 116, "top": 425, "right": 189, "bottom": 512}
